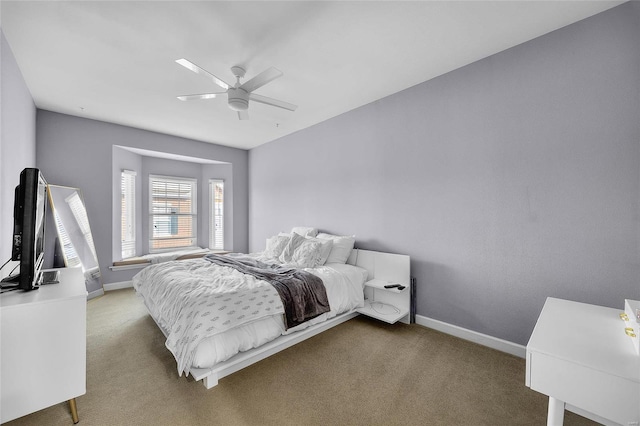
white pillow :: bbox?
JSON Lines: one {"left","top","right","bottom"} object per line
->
{"left": 279, "top": 232, "right": 306, "bottom": 263}
{"left": 316, "top": 233, "right": 356, "bottom": 264}
{"left": 326, "top": 263, "right": 370, "bottom": 287}
{"left": 305, "top": 237, "right": 333, "bottom": 265}
{"left": 290, "top": 227, "right": 318, "bottom": 237}
{"left": 264, "top": 235, "right": 290, "bottom": 259}
{"left": 290, "top": 239, "right": 324, "bottom": 268}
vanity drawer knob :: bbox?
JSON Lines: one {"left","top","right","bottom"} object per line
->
{"left": 620, "top": 313, "right": 629, "bottom": 321}
{"left": 625, "top": 328, "right": 637, "bottom": 338}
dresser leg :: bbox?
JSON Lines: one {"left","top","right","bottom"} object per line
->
{"left": 547, "top": 396, "right": 564, "bottom": 426}
{"left": 69, "top": 398, "right": 79, "bottom": 424}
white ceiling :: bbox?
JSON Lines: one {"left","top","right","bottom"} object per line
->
{"left": 1, "top": 1, "right": 624, "bottom": 150}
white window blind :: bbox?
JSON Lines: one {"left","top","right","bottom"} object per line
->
{"left": 121, "top": 170, "right": 136, "bottom": 259}
{"left": 209, "top": 180, "right": 224, "bottom": 250}
{"left": 149, "top": 175, "right": 197, "bottom": 252}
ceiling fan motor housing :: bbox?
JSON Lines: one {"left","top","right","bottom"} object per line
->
{"left": 228, "top": 87, "right": 249, "bottom": 111}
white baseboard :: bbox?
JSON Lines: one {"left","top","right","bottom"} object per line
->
{"left": 103, "top": 281, "right": 133, "bottom": 292}
{"left": 415, "top": 315, "right": 526, "bottom": 358}
{"left": 87, "top": 288, "right": 104, "bottom": 300}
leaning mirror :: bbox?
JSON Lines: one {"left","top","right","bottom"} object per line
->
{"left": 47, "top": 185, "right": 103, "bottom": 297}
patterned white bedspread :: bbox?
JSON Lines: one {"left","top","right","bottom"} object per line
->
{"left": 133, "top": 257, "right": 366, "bottom": 376}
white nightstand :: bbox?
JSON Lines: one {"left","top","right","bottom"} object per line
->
{"left": 357, "top": 278, "right": 410, "bottom": 324}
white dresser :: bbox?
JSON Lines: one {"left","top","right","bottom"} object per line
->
{"left": 526, "top": 297, "right": 640, "bottom": 426}
{"left": 1, "top": 268, "right": 87, "bottom": 424}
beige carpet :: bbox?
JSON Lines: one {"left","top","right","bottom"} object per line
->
{"left": 7, "top": 289, "right": 596, "bottom": 426}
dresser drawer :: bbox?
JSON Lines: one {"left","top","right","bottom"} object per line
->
{"left": 527, "top": 351, "right": 639, "bottom": 425}
{"left": 623, "top": 299, "right": 640, "bottom": 356}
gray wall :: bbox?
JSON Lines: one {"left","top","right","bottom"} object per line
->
{"left": 36, "top": 111, "right": 249, "bottom": 285}
{"left": 0, "top": 30, "right": 36, "bottom": 274}
{"left": 249, "top": 3, "right": 640, "bottom": 345}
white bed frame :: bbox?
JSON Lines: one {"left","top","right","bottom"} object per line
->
{"left": 163, "top": 249, "right": 410, "bottom": 389}
{"left": 189, "top": 310, "right": 360, "bottom": 388}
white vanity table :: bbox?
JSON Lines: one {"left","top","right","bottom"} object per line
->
{"left": 526, "top": 297, "right": 640, "bottom": 426}
{"left": 1, "top": 267, "right": 86, "bottom": 424}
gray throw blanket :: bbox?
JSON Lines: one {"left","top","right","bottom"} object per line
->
{"left": 204, "top": 253, "right": 330, "bottom": 329}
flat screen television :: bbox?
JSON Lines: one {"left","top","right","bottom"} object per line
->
{"left": 9, "top": 168, "right": 48, "bottom": 291}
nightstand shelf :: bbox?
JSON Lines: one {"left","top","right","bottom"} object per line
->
{"left": 363, "top": 278, "right": 408, "bottom": 293}
{"left": 358, "top": 299, "right": 408, "bottom": 324}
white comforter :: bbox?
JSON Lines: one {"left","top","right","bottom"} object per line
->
{"left": 133, "top": 257, "right": 366, "bottom": 376}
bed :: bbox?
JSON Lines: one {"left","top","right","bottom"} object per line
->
{"left": 133, "top": 228, "right": 409, "bottom": 389}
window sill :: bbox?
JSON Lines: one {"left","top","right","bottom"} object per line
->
{"left": 109, "top": 262, "right": 149, "bottom": 272}
{"left": 110, "top": 249, "right": 230, "bottom": 271}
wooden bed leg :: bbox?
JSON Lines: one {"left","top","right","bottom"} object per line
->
{"left": 203, "top": 373, "right": 219, "bottom": 389}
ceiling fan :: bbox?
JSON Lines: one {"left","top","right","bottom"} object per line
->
{"left": 175, "top": 58, "right": 297, "bottom": 120}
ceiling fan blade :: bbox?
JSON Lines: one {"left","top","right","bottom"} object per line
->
{"left": 249, "top": 93, "right": 297, "bottom": 111}
{"left": 238, "top": 110, "right": 249, "bottom": 120}
{"left": 175, "top": 59, "right": 231, "bottom": 90}
{"left": 239, "top": 67, "right": 283, "bottom": 93}
{"left": 176, "top": 93, "right": 221, "bottom": 101}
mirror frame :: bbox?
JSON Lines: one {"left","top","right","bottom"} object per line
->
{"left": 47, "top": 184, "right": 103, "bottom": 298}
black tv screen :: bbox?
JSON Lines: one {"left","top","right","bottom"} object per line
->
{"left": 11, "top": 168, "right": 47, "bottom": 291}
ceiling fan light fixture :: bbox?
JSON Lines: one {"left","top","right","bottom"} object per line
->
{"left": 227, "top": 88, "right": 249, "bottom": 111}
{"left": 176, "top": 59, "right": 297, "bottom": 119}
